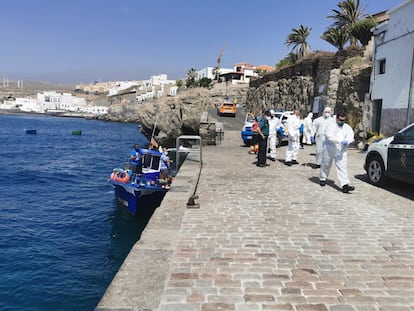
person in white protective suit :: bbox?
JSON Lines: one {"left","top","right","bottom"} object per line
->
{"left": 319, "top": 108, "right": 355, "bottom": 193}
{"left": 302, "top": 112, "right": 314, "bottom": 145}
{"left": 312, "top": 107, "right": 333, "bottom": 168}
{"left": 285, "top": 109, "right": 301, "bottom": 166}
{"left": 267, "top": 109, "right": 281, "bottom": 161}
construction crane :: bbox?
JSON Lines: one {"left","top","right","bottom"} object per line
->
{"left": 215, "top": 43, "right": 226, "bottom": 81}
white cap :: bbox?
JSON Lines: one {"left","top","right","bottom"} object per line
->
{"left": 270, "top": 109, "right": 276, "bottom": 115}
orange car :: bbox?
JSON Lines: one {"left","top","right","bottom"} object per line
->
{"left": 217, "top": 101, "right": 236, "bottom": 117}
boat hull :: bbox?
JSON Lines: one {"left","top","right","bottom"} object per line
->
{"left": 112, "top": 182, "right": 167, "bottom": 216}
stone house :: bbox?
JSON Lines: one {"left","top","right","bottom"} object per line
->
{"left": 370, "top": 0, "right": 414, "bottom": 136}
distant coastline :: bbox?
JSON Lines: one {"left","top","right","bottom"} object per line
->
{"left": 0, "top": 108, "right": 96, "bottom": 119}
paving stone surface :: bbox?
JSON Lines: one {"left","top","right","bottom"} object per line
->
{"left": 157, "top": 130, "right": 414, "bottom": 311}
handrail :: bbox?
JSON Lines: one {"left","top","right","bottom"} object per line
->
{"left": 176, "top": 135, "right": 202, "bottom": 208}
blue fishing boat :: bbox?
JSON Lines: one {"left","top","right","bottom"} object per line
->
{"left": 109, "top": 148, "right": 169, "bottom": 215}
{"left": 25, "top": 129, "right": 37, "bottom": 134}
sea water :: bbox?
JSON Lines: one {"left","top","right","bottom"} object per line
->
{"left": 0, "top": 114, "right": 153, "bottom": 311}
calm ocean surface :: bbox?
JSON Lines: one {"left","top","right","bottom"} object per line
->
{"left": 0, "top": 114, "right": 154, "bottom": 311}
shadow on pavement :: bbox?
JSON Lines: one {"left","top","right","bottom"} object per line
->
{"left": 355, "top": 174, "right": 414, "bottom": 200}
{"left": 309, "top": 176, "right": 345, "bottom": 193}
{"left": 302, "top": 162, "right": 320, "bottom": 169}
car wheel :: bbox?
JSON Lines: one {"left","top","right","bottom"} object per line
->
{"left": 276, "top": 133, "right": 282, "bottom": 148}
{"left": 366, "top": 155, "right": 387, "bottom": 186}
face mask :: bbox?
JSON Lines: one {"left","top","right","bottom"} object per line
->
{"left": 324, "top": 113, "right": 330, "bottom": 119}
{"left": 338, "top": 121, "right": 345, "bottom": 127}
{"left": 266, "top": 116, "right": 270, "bottom": 121}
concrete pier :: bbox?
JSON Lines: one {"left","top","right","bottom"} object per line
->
{"left": 97, "top": 130, "right": 414, "bottom": 311}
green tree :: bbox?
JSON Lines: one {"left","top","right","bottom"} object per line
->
{"left": 276, "top": 52, "right": 298, "bottom": 69}
{"left": 185, "top": 68, "right": 197, "bottom": 88}
{"left": 176, "top": 80, "right": 184, "bottom": 88}
{"left": 327, "top": 0, "right": 365, "bottom": 46}
{"left": 198, "top": 77, "right": 212, "bottom": 88}
{"left": 321, "top": 26, "right": 349, "bottom": 51}
{"left": 285, "top": 25, "right": 312, "bottom": 59}
{"left": 349, "top": 17, "right": 378, "bottom": 46}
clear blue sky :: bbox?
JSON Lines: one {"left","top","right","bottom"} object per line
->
{"left": 0, "top": 0, "right": 404, "bottom": 85}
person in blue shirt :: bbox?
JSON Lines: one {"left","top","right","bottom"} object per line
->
{"left": 255, "top": 110, "right": 270, "bottom": 167}
{"left": 160, "top": 147, "right": 172, "bottom": 189}
{"left": 130, "top": 144, "right": 143, "bottom": 174}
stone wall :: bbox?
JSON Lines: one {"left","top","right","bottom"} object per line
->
{"left": 246, "top": 48, "right": 371, "bottom": 142}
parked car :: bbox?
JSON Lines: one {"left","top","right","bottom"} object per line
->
{"left": 240, "top": 110, "right": 296, "bottom": 147}
{"left": 364, "top": 123, "right": 414, "bottom": 186}
{"left": 241, "top": 113, "right": 257, "bottom": 145}
{"left": 217, "top": 101, "right": 236, "bottom": 117}
{"left": 274, "top": 111, "right": 294, "bottom": 147}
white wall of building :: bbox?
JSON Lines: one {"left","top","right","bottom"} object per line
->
{"left": 371, "top": 0, "right": 414, "bottom": 110}
{"left": 196, "top": 67, "right": 215, "bottom": 81}
{"left": 370, "top": 0, "right": 414, "bottom": 134}
{"left": 37, "top": 91, "right": 61, "bottom": 110}
{"left": 108, "top": 81, "right": 139, "bottom": 96}
{"left": 16, "top": 98, "right": 41, "bottom": 112}
{"left": 169, "top": 86, "right": 178, "bottom": 96}
{"left": 196, "top": 67, "right": 234, "bottom": 81}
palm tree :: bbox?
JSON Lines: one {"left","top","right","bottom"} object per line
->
{"left": 321, "top": 26, "right": 349, "bottom": 51}
{"left": 185, "top": 68, "right": 197, "bottom": 88}
{"left": 285, "top": 25, "right": 312, "bottom": 59}
{"left": 327, "top": 0, "right": 365, "bottom": 46}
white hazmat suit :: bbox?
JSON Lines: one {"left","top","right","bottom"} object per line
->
{"left": 285, "top": 112, "right": 301, "bottom": 164}
{"left": 319, "top": 119, "right": 354, "bottom": 187}
{"left": 267, "top": 110, "right": 281, "bottom": 160}
{"left": 312, "top": 110, "right": 332, "bottom": 166}
{"left": 302, "top": 112, "right": 314, "bottom": 145}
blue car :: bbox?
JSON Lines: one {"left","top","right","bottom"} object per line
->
{"left": 241, "top": 113, "right": 257, "bottom": 146}
{"left": 241, "top": 111, "right": 304, "bottom": 147}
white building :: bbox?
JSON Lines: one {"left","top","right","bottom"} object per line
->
{"left": 196, "top": 67, "right": 233, "bottom": 81}
{"left": 0, "top": 91, "right": 108, "bottom": 116}
{"left": 16, "top": 97, "right": 41, "bottom": 113}
{"left": 218, "top": 62, "right": 259, "bottom": 85}
{"left": 370, "top": 0, "right": 414, "bottom": 135}
{"left": 135, "top": 74, "right": 177, "bottom": 102}
{"left": 37, "top": 91, "right": 87, "bottom": 112}
{"left": 108, "top": 81, "right": 139, "bottom": 96}
{"left": 82, "top": 106, "right": 108, "bottom": 114}
{"left": 106, "top": 74, "right": 177, "bottom": 102}
{"left": 150, "top": 74, "right": 175, "bottom": 86}
{"left": 196, "top": 67, "right": 215, "bottom": 81}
